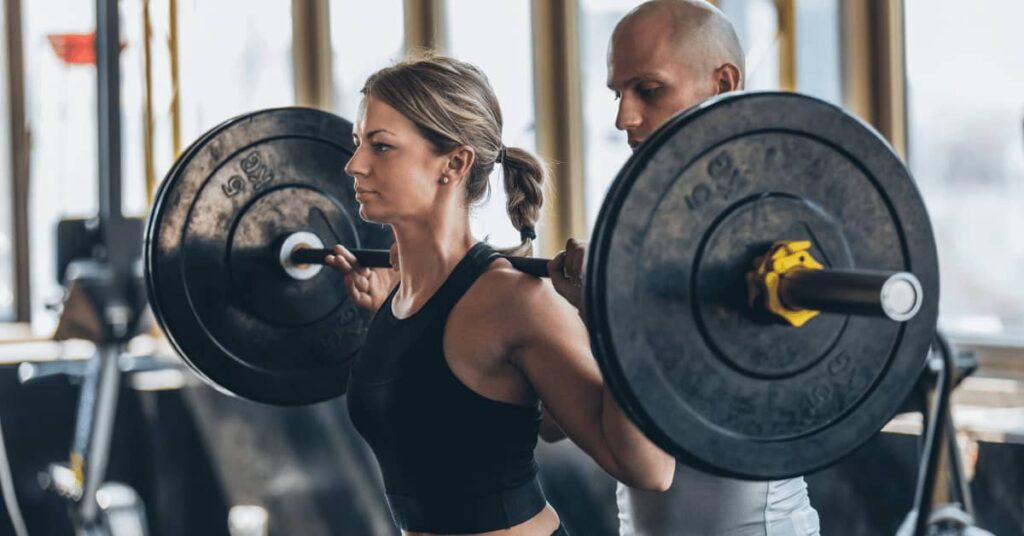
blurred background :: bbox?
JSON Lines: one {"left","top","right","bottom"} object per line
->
{"left": 0, "top": 0, "right": 1021, "bottom": 535}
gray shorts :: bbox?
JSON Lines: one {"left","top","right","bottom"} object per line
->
{"left": 616, "top": 462, "right": 820, "bottom": 536}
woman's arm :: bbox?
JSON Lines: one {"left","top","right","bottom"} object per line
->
{"left": 538, "top": 405, "right": 567, "bottom": 443}
{"left": 506, "top": 275, "right": 675, "bottom": 491}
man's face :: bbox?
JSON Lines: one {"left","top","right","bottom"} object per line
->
{"left": 607, "top": 18, "right": 713, "bottom": 150}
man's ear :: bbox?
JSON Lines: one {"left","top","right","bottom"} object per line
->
{"left": 714, "top": 63, "right": 742, "bottom": 94}
{"left": 445, "top": 145, "right": 476, "bottom": 183}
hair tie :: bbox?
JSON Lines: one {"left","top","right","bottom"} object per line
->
{"left": 519, "top": 226, "right": 536, "bottom": 241}
{"left": 495, "top": 145, "right": 507, "bottom": 165}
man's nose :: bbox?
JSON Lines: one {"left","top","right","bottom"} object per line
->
{"left": 615, "top": 96, "right": 643, "bottom": 132}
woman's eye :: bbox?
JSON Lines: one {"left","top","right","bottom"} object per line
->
{"left": 372, "top": 143, "right": 392, "bottom": 153}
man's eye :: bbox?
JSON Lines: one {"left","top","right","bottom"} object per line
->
{"left": 637, "top": 84, "right": 661, "bottom": 98}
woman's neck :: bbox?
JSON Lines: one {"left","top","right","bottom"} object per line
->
{"left": 391, "top": 215, "right": 477, "bottom": 301}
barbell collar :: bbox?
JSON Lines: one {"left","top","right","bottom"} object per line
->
{"left": 778, "top": 268, "right": 924, "bottom": 322}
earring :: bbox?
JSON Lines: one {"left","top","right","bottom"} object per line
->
{"left": 441, "top": 176, "right": 450, "bottom": 184}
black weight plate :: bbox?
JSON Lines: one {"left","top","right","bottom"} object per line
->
{"left": 586, "top": 92, "right": 939, "bottom": 479}
{"left": 145, "top": 108, "right": 392, "bottom": 405}
{"left": 144, "top": 115, "right": 227, "bottom": 314}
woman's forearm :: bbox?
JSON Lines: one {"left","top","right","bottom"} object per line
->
{"left": 600, "top": 383, "right": 675, "bottom": 491}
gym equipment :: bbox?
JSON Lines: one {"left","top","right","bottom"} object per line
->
{"left": 144, "top": 107, "right": 392, "bottom": 405}
{"left": 144, "top": 93, "right": 940, "bottom": 486}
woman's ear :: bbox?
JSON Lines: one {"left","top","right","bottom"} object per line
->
{"left": 445, "top": 145, "right": 476, "bottom": 183}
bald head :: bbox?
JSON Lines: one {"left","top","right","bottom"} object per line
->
{"left": 613, "top": 0, "right": 744, "bottom": 84}
{"left": 607, "top": 0, "right": 744, "bottom": 149}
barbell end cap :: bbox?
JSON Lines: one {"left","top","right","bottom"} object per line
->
{"left": 278, "top": 231, "right": 325, "bottom": 281}
{"left": 881, "top": 272, "right": 924, "bottom": 322}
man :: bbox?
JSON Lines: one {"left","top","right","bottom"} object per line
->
{"left": 546, "top": 1, "right": 821, "bottom": 535}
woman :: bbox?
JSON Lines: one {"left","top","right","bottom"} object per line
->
{"left": 324, "top": 55, "right": 674, "bottom": 536}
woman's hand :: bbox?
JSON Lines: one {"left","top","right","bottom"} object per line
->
{"left": 323, "top": 243, "right": 399, "bottom": 312}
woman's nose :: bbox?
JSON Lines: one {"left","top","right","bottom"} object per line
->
{"left": 345, "top": 145, "right": 367, "bottom": 178}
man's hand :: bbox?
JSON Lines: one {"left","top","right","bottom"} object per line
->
{"left": 548, "top": 238, "right": 586, "bottom": 309}
{"left": 323, "top": 243, "right": 399, "bottom": 311}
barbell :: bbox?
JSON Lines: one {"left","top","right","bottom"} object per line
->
{"left": 144, "top": 92, "right": 939, "bottom": 479}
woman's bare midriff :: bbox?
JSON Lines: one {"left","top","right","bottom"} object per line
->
{"left": 402, "top": 504, "right": 560, "bottom": 536}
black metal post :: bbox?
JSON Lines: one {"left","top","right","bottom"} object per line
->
{"left": 909, "top": 333, "right": 953, "bottom": 536}
{"left": 72, "top": 345, "right": 122, "bottom": 525}
{"left": 67, "top": 0, "right": 129, "bottom": 525}
{"left": 96, "top": 0, "right": 128, "bottom": 272}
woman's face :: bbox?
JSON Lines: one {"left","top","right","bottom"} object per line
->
{"left": 345, "top": 95, "right": 450, "bottom": 224}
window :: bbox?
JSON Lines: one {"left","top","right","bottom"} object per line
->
{"left": 0, "top": 4, "right": 14, "bottom": 321}
{"left": 119, "top": 0, "right": 147, "bottom": 217}
{"left": 578, "top": 0, "right": 639, "bottom": 231}
{"left": 795, "top": 0, "right": 840, "bottom": 104}
{"left": 330, "top": 0, "right": 404, "bottom": 122}
{"left": 20, "top": 0, "right": 183, "bottom": 331}
{"left": 717, "top": 0, "right": 840, "bottom": 101}
{"left": 446, "top": 0, "right": 537, "bottom": 249}
{"left": 905, "top": 0, "right": 1024, "bottom": 337}
{"left": 22, "top": 0, "right": 99, "bottom": 331}
{"left": 143, "top": 0, "right": 179, "bottom": 193}
{"left": 717, "top": 0, "right": 780, "bottom": 90}
{"left": 176, "top": 0, "right": 293, "bottom": 144}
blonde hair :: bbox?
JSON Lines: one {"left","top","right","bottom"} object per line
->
{"left": 362, "top": 54, "right": 545, "bottom": 256}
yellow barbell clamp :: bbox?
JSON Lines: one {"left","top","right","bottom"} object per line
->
{"left": 747, "top": 240, "right": 824, "bottom": 327}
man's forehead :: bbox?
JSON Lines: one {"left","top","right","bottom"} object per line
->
{"left": 607, "top": 43, "right": 683, "bottom": 89}
{"left": 607, "top": 18, "right": 685, "bottom": 87}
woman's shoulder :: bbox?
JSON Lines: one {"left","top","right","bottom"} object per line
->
{"left": 472, "top": 258, "right": 575, "bottom": 324}
{"left": 477, "top": 258, "right": 549, "bottom": 301}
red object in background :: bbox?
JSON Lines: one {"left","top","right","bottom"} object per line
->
{"left": 47, "top": 32, "right": 126, "bottom": 66}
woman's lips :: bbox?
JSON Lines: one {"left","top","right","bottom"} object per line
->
{"left": 354, "top": 189, "right": 377, "bottom": 201}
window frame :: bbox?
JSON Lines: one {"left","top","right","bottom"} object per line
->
{"left": 4, "top": 0, "right": 30, "bottom": 323}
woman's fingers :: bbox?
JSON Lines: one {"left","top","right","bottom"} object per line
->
{"left": 335, "top": 244, "right": 374, "bottom": 276}
{"left": 330, "top": 254, "right": 354, "bottom": 274}
{"left": 389, "top": 243, "right": 400, "bottom": 271}
{"left": 334, "top": 244, "right": 357, "bottom": 263}
{"left": 354, "top": 272, "right": 371, "bottom": 292}
{"left": 336, "top": 244, "right": 369, "bottom": 272}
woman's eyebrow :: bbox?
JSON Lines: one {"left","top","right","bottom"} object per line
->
{"left": 353, "top": 128, "right": 395, "bottom": 142}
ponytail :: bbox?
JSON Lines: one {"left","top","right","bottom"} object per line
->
{"left": 496, "top": 146, "right": 546, "bottom": 257}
